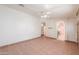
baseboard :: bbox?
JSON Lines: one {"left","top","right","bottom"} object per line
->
{"left": 65, "top": 40, "right": 77, "bottom": 44}
{"left": 0, "top": 36, "right": 41, "bottom": 48}
{"left": 45, "top": 36, "right": 56, "bottom": 39}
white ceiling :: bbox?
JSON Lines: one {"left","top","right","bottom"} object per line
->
{"left": 3, "top": 4, "right": 79, "bottom": 19}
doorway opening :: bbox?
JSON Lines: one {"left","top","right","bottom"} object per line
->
{"left": 41, "top": 22, "right": 46, "bottom": 36}
{"left": 56, "top": 21, "right": 65, "bottom": 41}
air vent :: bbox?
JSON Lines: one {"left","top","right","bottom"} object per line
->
{"left": 19, "top": 4, "right": 24, "bottom": 7}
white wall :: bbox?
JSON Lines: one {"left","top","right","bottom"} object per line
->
{"left": 41, "top": 18, "right": 57, "bottom": 38}
{"left": 41, "top": 18, "right": 77, "bottom": 42}
{"left": 45, "top": 19, "right": 57, "bottom": 38}
{"left": 64, "top": 19, "right": 77, "bottom": 42}
{"left": 0, "top": 5, "right": 41, "bottom": 46}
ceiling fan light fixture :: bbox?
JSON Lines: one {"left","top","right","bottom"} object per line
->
{"left": 46, "top": 11, "right": 51, "bottom": 14}
{"left": 41, "top": 14, "right": 48, "bottom": 18}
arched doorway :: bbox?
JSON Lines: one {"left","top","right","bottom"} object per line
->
{"left": 57, "top": 21, "right": 65, "bottom": 41}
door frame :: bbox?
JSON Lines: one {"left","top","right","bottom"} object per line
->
{"left": 56, "top": 20, "right": 66, "bottom": 41}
